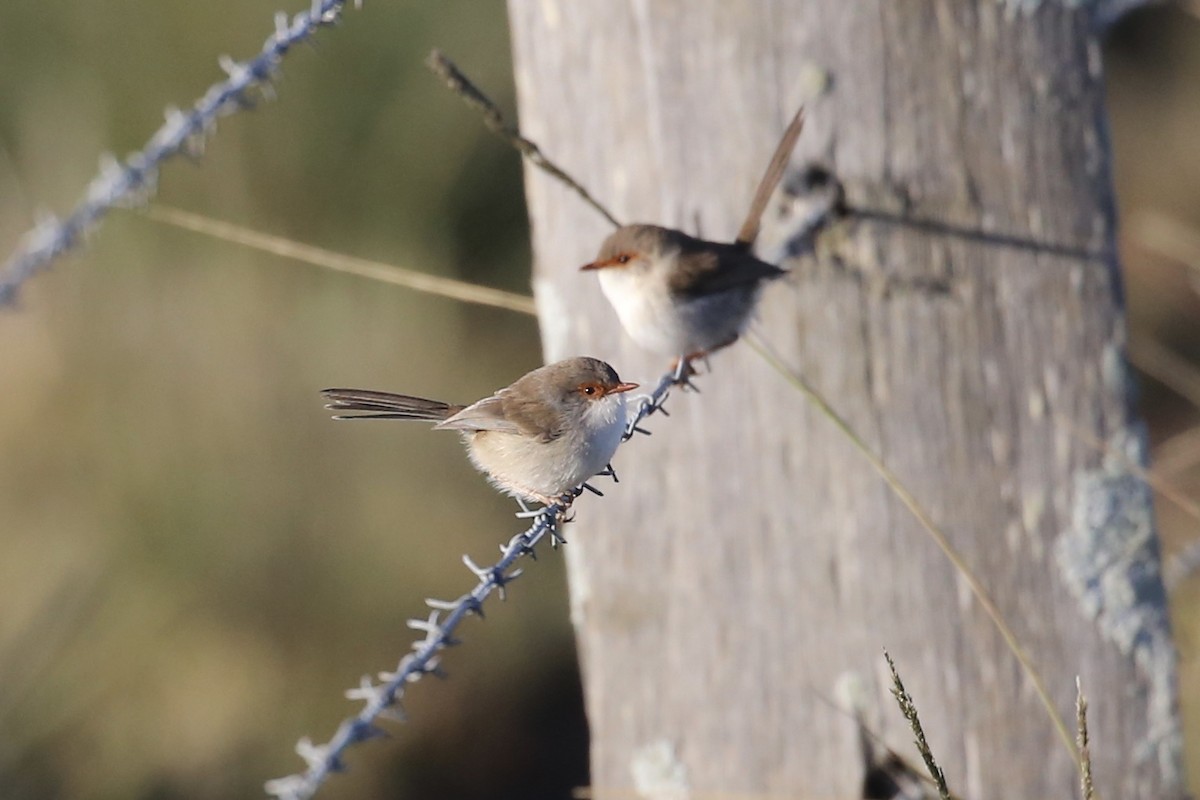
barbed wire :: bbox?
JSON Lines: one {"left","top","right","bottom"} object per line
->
{"left": 0, "top": 0, "right": 362, "bottom": 308}
{"left": 426, "top": 50, "right": 622, "bottom": 229}
{"left": 263, "top": 367, "right": 687, "bottom": 800}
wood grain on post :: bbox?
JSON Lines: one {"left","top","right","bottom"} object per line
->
{"left": 506, "top": 2, "right": 1184, "bottom": 798}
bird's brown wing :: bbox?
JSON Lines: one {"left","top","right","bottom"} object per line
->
{"left": 436, "top": 385, "right": 563, "bottom": 442}
{"left": 435, "top": 394, "right": 524, "bottom": 435}
{"left": 666, "top": 238, "right": 785, "bottom": 298}
{"left": 496, "top": 376, "right": 565, "bottom": 442}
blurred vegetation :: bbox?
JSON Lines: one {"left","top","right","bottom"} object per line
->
{"left": 1109, "top": 7, "right": 1200, "bottom": 793}
{"left": 0, "top": 2, "right": 580, "bottom": 799}
{"left": 0, "top": 2, "right": 1198, "bottom": 799}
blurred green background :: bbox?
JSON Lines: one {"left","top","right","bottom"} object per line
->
{"left": 0, "top": 2, "right": 1199, "bottom": 798}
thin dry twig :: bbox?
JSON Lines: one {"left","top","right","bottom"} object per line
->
{"left": 140, "top": 205, "right": 537, "bottom": 316}
{"left": 884, "top": 651, "right": 951, "bottom": 800}
{"left": 425, "top": 49, "right": 622, "bottom": 229}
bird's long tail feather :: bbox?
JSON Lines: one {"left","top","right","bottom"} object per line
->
{"left": 321, "top": 388, "right": 462, "bottom": 421}
{"left": 735, "top": 107, "right": 805, "bottom": 248}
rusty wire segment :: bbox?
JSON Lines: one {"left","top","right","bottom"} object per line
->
{"left": 264, "top": 369, "right": 684, "bottom": 800}
{"left": 0, "top": 0, "right": 361, "bottom": 307}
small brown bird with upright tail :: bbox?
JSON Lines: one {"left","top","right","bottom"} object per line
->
{"left": 322, "top": 357, "right": 638, "bottom": 508}
{"left": 581, "top": 108, "right": 805, "bottom": 370}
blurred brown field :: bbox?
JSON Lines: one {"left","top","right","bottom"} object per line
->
{"left": 0, "top": 2, "right": 1198, "bottom": 799}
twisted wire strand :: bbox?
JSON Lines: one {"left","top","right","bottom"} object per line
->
{"left": 264, "top": 369, "right": 683, "bottom": 800}
{"left": 0, "top": 0, "right": 361, "bottom": 307}
{"left": 425, "top": 50, "right": 622, "bottom": 229}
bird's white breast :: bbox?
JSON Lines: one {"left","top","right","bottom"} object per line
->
{"left": 576, "top": 391, "right": 627, "bottom": 479}
{"left": 597, "top": 258, "right": 694, "bottom": 356}
{"left": 465, "top": 393, "right": 627, "bottom": 501}
{"left": 598, "top": 260, "right": 758, "bottom": 356}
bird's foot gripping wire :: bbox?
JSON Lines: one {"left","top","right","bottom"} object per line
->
{"left": 670, "top": 356, "right": 701, "bottom": 392}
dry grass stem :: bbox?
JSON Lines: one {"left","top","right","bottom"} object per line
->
{"left": 139, "top": 205, "right": 537, "bottom": 316}
{"left": 1127, "top": 336, "right": 1200, "bottom": 412}
{"left": 884, "top": 651, "right": 951, "bottom": 800}
{"left": 1153, "top": 424, "right": 1200, "bottom": 478}
{"left": 1076, "top": 677, "right": 1095, "bottom": 800}
{"left": 1135, "top": 210, "right": 1200, "bottom": 278}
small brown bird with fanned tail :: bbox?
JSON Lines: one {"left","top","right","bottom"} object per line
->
{"left": 582, "top": 108, "right": 805, "bottom": 372}
{"left": 322, "top": 357, "right": 637, "bottom": 509}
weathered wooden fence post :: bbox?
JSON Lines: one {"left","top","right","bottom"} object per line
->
{"left": 507, "top": 3, "right": 1185, "bottom": 797}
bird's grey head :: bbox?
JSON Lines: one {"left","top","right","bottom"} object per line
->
{"left": 580, "top": 225, "right": 674, "bottom": 275}
{"left": 535, "top": 357, "right": 637, "bottom": 408}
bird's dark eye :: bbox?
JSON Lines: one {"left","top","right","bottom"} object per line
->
{"left": 617, "top": 254, "right": 631, "bottom": 264}
{"left": 580, "top": 384, "right": 599, "bottom": 396}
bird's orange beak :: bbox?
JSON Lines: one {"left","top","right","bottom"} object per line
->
{"left": 609, "top": 382, "right": 639, "bottom": 394}
{"left": 583, "top": 253, "right": 637, "bottom": 271}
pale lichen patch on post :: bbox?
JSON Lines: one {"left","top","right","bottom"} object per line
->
{"left": 1004, "top": 519, "right": 1023, "bottom": 555}
{"left": 1021, "top": 489, "right": 1047, "bottom": 559}
{"left": 1089, "top": 38, "right": 1104, "bottom": 79}
{"left": 1021, "top": 489, "right": 1046, "bottom": 532}
{"left": 630, "top": 739, "right": 690, "bottom": 800}
{"left": 990, "top": 428, "right": 1011, "bottom": 467}
{"left": 1101, "top": 335, "right": 1132, "bottom": 399}
{"left": 1055, "top": 427, "right": 1184, "bottom": 787}
{"left": 1027, "top": 387, "right": 1046, "bottom": 420}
